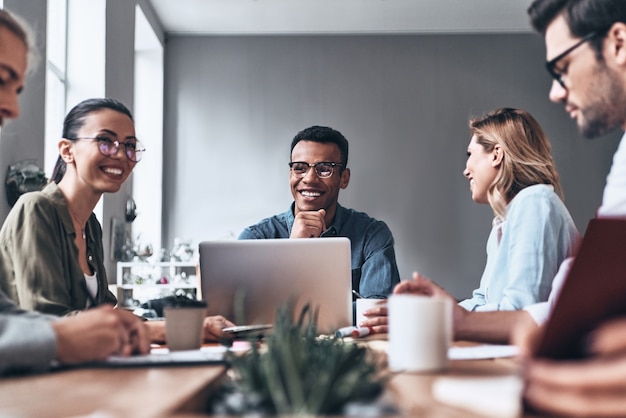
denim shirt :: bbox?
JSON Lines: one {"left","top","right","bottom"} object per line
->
{"left": 458, "top": 184, "right": 580, "bottom": 312}
{"left": 239, "top": 203, "right": 401, "bottom": 299}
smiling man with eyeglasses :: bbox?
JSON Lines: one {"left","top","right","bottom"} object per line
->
{"left": 239, "top": 125, "right": 400, "bottom": 306}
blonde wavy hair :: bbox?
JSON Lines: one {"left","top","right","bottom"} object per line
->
{"left": 470, "top": 108, "right": 564, "bottom": 219}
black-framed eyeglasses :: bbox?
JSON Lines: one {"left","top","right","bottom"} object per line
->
{"left": 289, "top": 161, "right": 344, "bottom": 178}
{"left": 546, "top": 31, "right": 599, "bottom": 88}
{"left": 69, "top": 133, "right": 146, "bottom": 162}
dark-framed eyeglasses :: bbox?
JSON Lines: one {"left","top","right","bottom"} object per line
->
{"left": 69, "top": 133, "right": 146, "bottom": 162}
{"left": 289, "top": 161, "right": 344, "bottom": 178}
{"left": 546, "top": 31, "right": 599, "bottom": 88}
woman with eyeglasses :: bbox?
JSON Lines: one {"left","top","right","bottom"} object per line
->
{"left": 0, "top": 98, "right": 234, "bottom": 342}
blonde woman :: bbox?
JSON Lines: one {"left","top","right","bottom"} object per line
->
{"left": 456, "top": 107, "right": 580, "bottom": 311}
{"left": 362, "top": 108, "right": 580, "bottom": 333}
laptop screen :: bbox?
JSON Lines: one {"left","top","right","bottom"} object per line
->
{"left": 198, "top": 238, "right": 353, "bottom": 334}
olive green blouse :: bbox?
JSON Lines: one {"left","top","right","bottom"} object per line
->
{"left": 0, "top": 183, "right": 117, "bottom": 316}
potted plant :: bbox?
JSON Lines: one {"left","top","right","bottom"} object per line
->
{"left": 209, "top": 301, "right": 391, "bottom": 415}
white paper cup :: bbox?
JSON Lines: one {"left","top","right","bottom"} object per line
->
{"left": 355, "top": 298, "right": 384, "bottom": 326}
{"left": 164, "top": 306, "right": 206, "bottom": 351}
{"left": 388, "top": 294, "right": 452, "bottom": 372}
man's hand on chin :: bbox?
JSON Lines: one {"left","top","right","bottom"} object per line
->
{"left": 290, "top": 209, "right": 326, "bottom": 238}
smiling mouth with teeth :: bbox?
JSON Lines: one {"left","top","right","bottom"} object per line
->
{"left": 103, "top": 167, "right": 123, "bottom": 176}
{"left": 300, "top": 190, "right": 321, "bottom": 197}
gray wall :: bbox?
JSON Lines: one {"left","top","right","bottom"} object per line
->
{"left": 2, "top": 4, "right": 619, "bottom": 298}
{"left": 163, "top": 34, "right": 621, "bottom": 299}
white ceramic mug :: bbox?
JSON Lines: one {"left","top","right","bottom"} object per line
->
{"left": 388, "top": 294, "right": 452, "bottom": 372}
{"left": 164, "top": 306, "right": 206, "bottom": 351}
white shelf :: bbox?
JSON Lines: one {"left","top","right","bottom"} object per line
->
{"left": 118, "top": 283, "right": 197, "bottom": 290}
{"left": 116, "top": 261, "right": 199, "bottom": 306}
{"left": 117, "top": 261, "right": 198, "bottom": 268}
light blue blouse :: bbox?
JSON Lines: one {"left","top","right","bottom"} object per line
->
{"left": 458, "top": 184, "right": 580, "bottom": 312}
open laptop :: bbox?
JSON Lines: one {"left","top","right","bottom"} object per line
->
{"left": 536, "top": 218, "right": 626, "bottom": 360}
{"left": 198, "top": 238, "right": 353, "bottom": 334}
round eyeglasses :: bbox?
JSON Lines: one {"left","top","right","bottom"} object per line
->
{"left": 289, "top": 161, "right": 344, "bottom": 178}
{"left": 69, "top": 133, "right": 146, "bottom": 162}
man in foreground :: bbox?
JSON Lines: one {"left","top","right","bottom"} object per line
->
{"left": 0, "top": 8, "right": 149, "bottom": 375}
{"left": 518, "top": 0, "right": 626, "bottom": 416}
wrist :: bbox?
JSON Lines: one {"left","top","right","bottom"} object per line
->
{"left": 453, "top": 305, "right": 471, "bottom": 340}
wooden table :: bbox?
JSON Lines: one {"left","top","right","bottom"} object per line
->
{"left": 0, "top": 364, "right": 226, "bottom": 418}
{"left": 0, "top": 338, "right": 537, "bottom": 418}
{"left": 386, "top": 358, "right": 523, "bottom": 417}
{"left": 364, "top": 338, "right": 528, "bottom": 418}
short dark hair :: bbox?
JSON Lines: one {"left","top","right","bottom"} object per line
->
{"left": 528, "top": 0, "right": 626, "bottom": 56}
{"left": 51, "top": 98, "right": 134, "bottom": 183}
{"left": 290, "top": 125, "right": 349, "bottom": 167}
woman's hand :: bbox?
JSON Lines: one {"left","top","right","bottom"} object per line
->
{"left": 53, "top": 305, "right": 150, "bottom": 364}
{"left": 202, "top": 315, "right": 236, "bottom": 341}
{"left": 359, "top": 272, "right": 460, "bottom": 334}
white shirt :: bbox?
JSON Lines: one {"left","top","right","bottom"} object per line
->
{"left": 598, "top": 132, "right": 626, "bottom": 217}
{"left": 525, "top": 132, "right": 626, "bottom": 324}
{"left": 84, "top": 272, "right": 98, "bottom": 309}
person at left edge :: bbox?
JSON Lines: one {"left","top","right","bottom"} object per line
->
{"left": 238, "top": 125, "right": 401, "bottom": 304}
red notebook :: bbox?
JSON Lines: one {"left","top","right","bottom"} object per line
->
{"left": 536, "top": 218, "right": 626, "bottom": 360}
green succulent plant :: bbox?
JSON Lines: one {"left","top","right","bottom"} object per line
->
{"left": 211, "top": 301, "right": 386, "bottom": 416}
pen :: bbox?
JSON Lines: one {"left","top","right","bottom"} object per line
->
{"left": 352, "top": 290, "right": 364, "bottom": 299}
{"left": 335, "top": 326, "right": 374, "bottom": 338}
{"left": 350, "top": 327, "right": 373, "bottom": 338}
{"left": 336, "top": 326, "right": 358, "bottom": 338}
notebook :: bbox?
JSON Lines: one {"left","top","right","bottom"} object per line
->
{"left": 198, "top": 238, "right": 353, "bottom": 334}
{"left": 53, "top": 346, "right": 229, "bottom": 369}
{"left": 535, "top": 218, "right": 626, "bottom": 360}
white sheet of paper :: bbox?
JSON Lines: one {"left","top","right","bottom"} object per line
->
{"left": 102, "top": 344, "right": 252, "bottom": 366}
{"left": 448, "top": 344, "right": 520, "bottom": 360}
{"left": 432, "top": 375, "right": 523, "bottom": 418}
{"left": 104, "top": 347, "right": 225, "bottom": 366}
